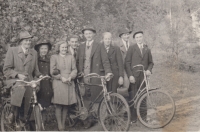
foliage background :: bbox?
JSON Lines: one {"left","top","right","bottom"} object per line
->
{"left": 0, "top": 0, "right": 200, "bottom": 74}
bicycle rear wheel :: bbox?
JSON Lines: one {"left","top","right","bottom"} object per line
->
{"left": 33, "top": 105, "right": 44, "bottom": 131}
{"left": 137, "top": 90, "right": 175, "bottom": 128}
{"left": 99, "top": 93, "right": 130, "bottom": 131}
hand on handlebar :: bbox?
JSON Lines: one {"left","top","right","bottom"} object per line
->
{"left": 129, "top": 76, "right": 136, "bottom": 84}
{"left": 145, "top": 70, "right": 151, "bottom": 76}
{"left": 77, "top": 72, "right": 84, "bottom": 78}
{"left": 17, "top": 74, "right": 27, "bottom": 80}
{"left": 105, "top": 73, "right": 113, "bottom": 81}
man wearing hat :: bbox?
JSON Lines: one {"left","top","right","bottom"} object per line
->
{"left": 116, "top": 28, "right": 133, "bottom": 97}
{"left": 3, "top": 31, "right": 42, "bottom": 128}
{"left": 125, "top": 31, "right": 154, "bottom": 123}
{"left": 76, "top": 26, "right": 112, "bottom": 128}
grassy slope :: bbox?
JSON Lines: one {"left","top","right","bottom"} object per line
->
{"left": 150, "top": 51, "right": 200, "bottom": 101}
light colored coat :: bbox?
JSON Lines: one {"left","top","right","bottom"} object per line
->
{"left": 3, "top": 46, "right": 41, "bottom": 116}
{"left": 50, "top": 54, "right": 77, "bottom": 105}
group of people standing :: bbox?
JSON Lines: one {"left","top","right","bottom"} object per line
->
{"left": 3, "top": 25, "right": 153, "bottom": 131}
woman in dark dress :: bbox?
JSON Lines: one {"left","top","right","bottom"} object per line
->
{"left": 34, "top": 40, "right": 53, "bottom": 109}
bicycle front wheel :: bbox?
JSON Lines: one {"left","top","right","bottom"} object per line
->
{"left": 99, "top": 93, "right": 130, "bottom": 131}
{"left": 34, "top": 105, "right": 44, "bottom": 131}
{"left": 1, "top": 103, "right": 15, "bottom": 131}
{"left": 137, "top": 90, "right": 175, "bottom": 128}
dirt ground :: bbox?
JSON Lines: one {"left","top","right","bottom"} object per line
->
{"left": 44, "top": 62, "right": 200, "bottom": 131}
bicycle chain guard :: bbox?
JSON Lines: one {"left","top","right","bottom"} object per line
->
{"left": 79, "top": 107, "right": 88, "bottom": 120}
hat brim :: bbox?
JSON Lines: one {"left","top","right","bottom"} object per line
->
{"left": 18, "top": 36, "right": 33, "bottom": 44}
{"left": 82, "top": 28, "right": 96, "bottom": 34}
{"left": 119, "top": 31, "right": 132, "bottom": 37}
{"left": 34, "top": 43, "right": 52, "bottom": 51}
{"left": 133, "top": 31, "right": 143, "bottom": 38}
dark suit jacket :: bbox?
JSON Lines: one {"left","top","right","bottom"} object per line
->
{"left": 76, "top": 41, "right": 112, "bottom": 76}
{"left": 101, "top": 44, "right": 124, "bottom": 92}
{"left": 76, "top": 40, "right": 112, "bottom": 100}
{"left": 125, "top": 44, "right": 154, "bottom": 78}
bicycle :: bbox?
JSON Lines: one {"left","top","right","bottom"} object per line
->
{"left": 66, "top": 73, "right": 131, "bottom": 131}
{"left": 1, "top": 75, "right": 50, "bottom": 131}
{"left": 128, "top": 64, "right": 176, "bottom": 128}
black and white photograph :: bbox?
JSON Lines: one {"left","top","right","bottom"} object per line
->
{"left": 0, "top": 0, "right": 200, "bottom": 131}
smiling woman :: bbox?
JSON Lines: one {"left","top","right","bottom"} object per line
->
{"left": 34, "top": 40, "right": 53, "bottom": 110}
{"left": 50, "top": 40, "right": 77, "bottom": 131}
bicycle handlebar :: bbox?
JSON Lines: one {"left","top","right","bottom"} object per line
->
{"left": 16, "top": 75, "right": 50, "bottom": 84}
{"left": 132, "top": 64, "right": 144, "bottom": 69}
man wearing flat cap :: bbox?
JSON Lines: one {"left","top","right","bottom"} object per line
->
{"left": 116, "top": 28, "right": 133, "bottom": 97}
{"left": 125, "top": 31, "right": 154, "bottom": 123}
{"left": 76, "top": 26, "right": 112, "bottom": 128}
{"left": 3, "top": 31, "right": 42, "bottom": 129}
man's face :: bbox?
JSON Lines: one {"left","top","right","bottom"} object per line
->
{"left": 103, "top": 33, "right": 112, "bottom": 47}
{"left": 84, "top": 30, "right": 95, "bottom": 41}
{"left": 68, "top": 38, "right": 78, "bottom": 49}
{"left": 135, "top": 33, "right": 143, "bottom": 44}
{"left": 21, "top": 38, "right": 31, "bottom": 49}
{"left": 121, "top": 33, "right": 130, "bottom": 42}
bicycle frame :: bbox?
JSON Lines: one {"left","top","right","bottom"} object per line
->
{"left": 77, "top": 73, "right": 113, "bottom": 115}
{"left": 128, "top": 64, "right": 159, "bottom": 108}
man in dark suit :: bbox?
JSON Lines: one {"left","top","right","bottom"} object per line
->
{"left": 116, "top": 28, "right": 132, "bottom": 96}
{"left": 101, "top": 32, "right": 124, "bottom": 92}
{"left": 76, "top": 26, "right": 112, "bottom": 128}
{"left": 125, "top": 31, "right": 154, "bottom": 123}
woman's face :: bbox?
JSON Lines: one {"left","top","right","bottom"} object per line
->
{"left": 59, "top": 43, "right": 68, "bottom": 55}
{"left": 103, "top": 33, "right": 112, "bottom": 47}
{"left": 39, "top": 45, "right": 49, "bottom": 56}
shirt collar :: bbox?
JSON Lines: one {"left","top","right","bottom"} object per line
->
{"left": 69, "top": 46, "right": 74, "bottom": 55}
{"left": 137, "top": 43, "right": 144, "bottom": 48}
{"left": 21, "top": 46, "right": 28, "bottom": 53}
{"left": 86, "top": 40, "right": 94, "bottom": 46}
{"left": 121, "top": 39, "right": 129, "bottom": 50}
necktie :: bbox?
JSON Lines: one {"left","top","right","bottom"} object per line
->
{"left": 74, "top": 49, "right": 77, "bottom": 58}
{"left": 24, "top": 49, "right": 28, "bottom": 58}
{"left": 106, "top": 47, "right": 109, "bottom": 53}
{"left": 139, "top": 45, "right": 143, "bottom": 55}
{"left": 87, "top": 42, "right": 90, "bottom": 49}
{"left": 126, "top": 41, "right": 129, "bottom": 50}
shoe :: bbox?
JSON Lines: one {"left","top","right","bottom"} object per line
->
{"left": 84, "top": 120, "right": 92, "bottom": 129}
{"left": 130, "top": 119, "right": 137, "bottom": 124}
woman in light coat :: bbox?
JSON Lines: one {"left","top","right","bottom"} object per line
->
{"left": 50, "top": 41, "right": 77, "bottom": 131}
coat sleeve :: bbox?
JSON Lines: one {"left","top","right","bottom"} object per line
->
{"left": 76, "top": 46, "right": 81, "bottom": 74}
{"left": 33, "top": 53, "right": 42, "bottom": 77}
{"left": 3, "top": 48, "right": 18, "bottom": 79}
{"left": 147, "top": 49, "right": 154, "bottom": 72}
{"left": 100, "top": 45, "right": 112, "bottom": 74}
{"left": 50, "top": 55, "right": 61, "bottom": 80}
{"left": 116, "top": 46, "right": 124, "bottom": 77}
{"left": 125, "top": 46, "right": 133, "bottom": 78}
{"left": 70, "top": 56, "right": 77, "bottom": 79}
